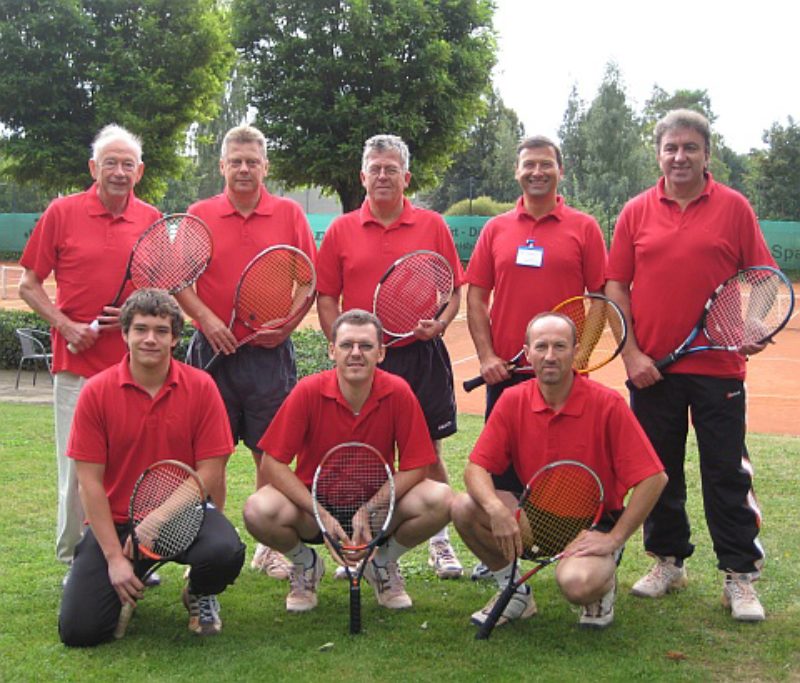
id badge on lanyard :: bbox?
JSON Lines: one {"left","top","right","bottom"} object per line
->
{"left": 516, "top": 239, "right": 543, "bottom": 268}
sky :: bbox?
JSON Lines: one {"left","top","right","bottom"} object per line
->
{"left": 492, "top": 0, "right": 799, "bottom": 154}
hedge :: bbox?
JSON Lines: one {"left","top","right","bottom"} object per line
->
{"left": 1, "top": 309, "right": 332, "bottom": 378}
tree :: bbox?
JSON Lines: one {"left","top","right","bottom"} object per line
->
{"left": 423, "top": 89, "right": 523, "bottom": 213}
{"left": 748, "top": 117, "right": 800, "bottom": 220}
{"left": 558, "top": 63, "right": 654, "bottom": 237}
{"left": 233, "top": 0, "right": 496, "bottom": 211}
{"left": 0, "top": 0, "right": 234, "bottom": 201}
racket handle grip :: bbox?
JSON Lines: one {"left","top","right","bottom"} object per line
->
{"left": 475, "top": 583, "right": 517, "bottom": 640}
{"left": 349, "top": 581, "right": 361, "bottom": 635}
{"left": 67, "top": 319, "right": 100, "bottom": 354}
{"left": 653, "top": 354, "right": 675, "bottom": 372}
{"left": 114, "top": 602, "right": 135, "bottom": 639}
{"left": 463, "top": 375, "right": 487, "bottom": 393}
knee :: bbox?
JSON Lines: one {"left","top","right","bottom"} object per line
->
{"left": 242, "top": 488, "right": 280, "bottom": 538}
{"left": 450, "top": 492, "right": 477, "bottom": 531}
{"left": 58, "top": 601, "right": 113, "bottom": 647}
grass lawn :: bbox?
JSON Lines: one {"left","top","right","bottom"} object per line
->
{"left": 1, "top": 403, "right": 798, "bottom": 682}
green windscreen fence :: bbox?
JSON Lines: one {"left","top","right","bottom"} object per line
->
{"left": 3, "top": 213, "right": 799, "bottom": 272}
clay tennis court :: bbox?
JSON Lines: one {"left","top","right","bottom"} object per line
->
{"left": 3, "top": 262, "right": 798, "bottom": 436}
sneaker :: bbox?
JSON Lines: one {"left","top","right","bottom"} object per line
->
{"left": 251, "top": 543, "right": 292, "bottom": 580}
{"left": 363, "top": 560, "right": 412, "bottom": 609}
{"left": 470, "top": 586, "right": 537, "bottom": 627}
{"left": 428, "top": 539, "right": 464, "bottom": 579}
{"left": 471, "top": 561, "right": 493, "bottom": 582}
{"left": 630, "top": 555, "right": 688, "bottom": 598}
{"left": 144, "top": 571, "right": 161, "bottom": 587}
{"left": 182, "top": 588, "right": 222, "bottom": 636}
{"left": 286, "top": 553, "right": 325, "bottom": 613}
{"left": 722, "top": 573, "right": 765, "bottom": 622}
{"left": 333, "top": 563, "right": 354, "bottom": 580}
{"left": 579, "top": 577, "right": 616, "bottom": 629}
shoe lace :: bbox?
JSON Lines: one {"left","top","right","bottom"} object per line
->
{"left": 376, "top": 561, "right": 405, "bottom": 595}
{"left": 432, "top": 540, "right": 457, "bottom": 565}
{"left": 290, "top": 563, "right": 315, "bottom": 593}
{"left": 265, "top": 548, "right": 289, "bottom": 571}
{"left": 728, "top": 577, "right": 758, "bottom": 604}
{"left": 197, "top": 595, "right": 218, "bottom": 624}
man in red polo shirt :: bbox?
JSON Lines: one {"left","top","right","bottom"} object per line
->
{"left": 19, "top": 125, "right": 161, "bottom": 576}
{"left": 315, "top": 134, "right": 465, "bottom": 580}
{"left": 176, "top": 125, "right": 317, "bottom": 581}
{"left": 243, "top": 309, "right": 453, "bottom": 613}
{"left": 452, "top": 313, "right": 666, "bottom": 630}
{"left": 58, "top": 289, "right": 245, "bottom": 646}
{"left": 464, "top": 135, "right": 607, "bottom": 579}
{"left": 606, "top": 109, "right": 776, "bottom": 621}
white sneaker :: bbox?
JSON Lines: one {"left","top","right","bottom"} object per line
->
{"left": 428, "top": 539, "right": 464, "bottom": 579}
{"left": 286, "top": 552, "right": 325, "bottom": 612}
{"left": 363, "top": 560, "right": 412, "bottom": 609}
{"left": 333, "top": 564, "right": 350, "bottom": 580}
{"left": 722, "top": 573, "right": 765, "bottom": 622}
{"left": 470, "top": 586, "right": 537, "bottom": 627}
{"left": 579, "top": 577, "right": 616, "bottom": 629}
{"left": 251, "top": 543, "right": 292, "bottom": 580}
{"left": 630, "top": 555, "right": 688, "bottom": 598}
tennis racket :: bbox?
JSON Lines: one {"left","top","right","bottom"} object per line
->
{"left": 311, "top": 442, "right": 396, "bottom": 635}
{"left": 373, "top": 250, "right": 454, "bottom": 346}
{"left": 654, "top": 266, "right": 795, "bottom": 371}
{"left": 113, "top": 460, "right": 207, "bottom": 639}
{"left": 68, "top": 213, "right": 212, "bottom": 352}
{"left": 475, "top": 460, "right": 604, "bottom": 640}
{"left": 462, "top": 293, "right": 626, "bottom": 392}
{"left": 202, "top": 245, "right": 316, "bottom": 372}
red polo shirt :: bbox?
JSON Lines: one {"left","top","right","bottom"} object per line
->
{"left": 68, "top": 357, "right": 234, "bottom": 523}
{"left": 608, "top": 175, "right": 775, "bottom": 379}
{"left": 188, "top": 188, "right": 317, "bottom": 338}
{"left": 20, "top": 184, "right": 160, "bottom": 377}
{"left": 465, "top": 196, "right": 607, "bottom": 361}
{"left": 258, "top": 368, "right": 436, "bottom": 487}
{"left": 470, "top": 374, "right": 663, "bottom": 512}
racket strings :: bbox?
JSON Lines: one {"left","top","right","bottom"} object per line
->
{"left": 237, "top": 248, "right": 315, "bottom": 329}
{"left": 553, "top": 296, "right": 626, "bottom": 372}
{"left": 129, "top": 216, "right": 212, "bottom": 292}
{"left": 315, "top": 448, "right": 392, "bottom": 543}
{"left": 132, "top": 466, "right": 205, "bottom": 559}
{"left": 519, "top": 467, "right": 601, "bottom": 560}
{"left": 705, "top": 271, "right": 788, "bottom": 346}
{"left": 375, "top": 253, "right": 453, "bottom": 335}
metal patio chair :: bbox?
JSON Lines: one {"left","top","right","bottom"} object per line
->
{"left": 14, "top": 328, "right": 53, "bottom": 389}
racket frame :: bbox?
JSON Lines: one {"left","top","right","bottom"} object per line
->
{"left": 654, "top": 266, "right": 795, "bottom": 371}
{"left": 475, "top": 459, "right": 604, "bottom": 640}
{"left": 202, "top": 244, "right": 316, "bottom": 372}
{"left": 372, "top": 249, "right": 455, "bottom": 345}
{"left": 311, "top": 442, "right": 396, "bottom": 635}
{"left": 113, "top": 459, "right": 207, "bottom": 639}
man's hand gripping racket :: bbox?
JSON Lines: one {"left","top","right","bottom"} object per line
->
{"left": 311, "top": 442, "right": 396, "bottom": 635}
{"left": 68, "top": 214, "right": 212, "bottom": 352}
{"left": 475, "top": 460, "right": 603, "bottom": 640}
{"left": 113, "top": 460, "right": 207, "bottom": 639}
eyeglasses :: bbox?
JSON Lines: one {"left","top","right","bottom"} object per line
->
{"left": 100, "top": 158, "right": 139, "bottom": 172}
{"left": 364, "top": 165, "right": 404, "bottom": 177}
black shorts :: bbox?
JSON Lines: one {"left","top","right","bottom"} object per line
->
{"left": 186, "top": 331, "right": 297, "bottom": 453}
{"left": 379, "top": 336, "right": 457, "bottom": 440}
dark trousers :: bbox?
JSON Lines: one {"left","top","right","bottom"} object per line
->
{"left": 630, "top": 373, "right": 764, "bottom": 574}
{"left": 59, "top": 506, "right": 246, "bottom": 647}
{"left": 486, "top": 372, "right": 533, "bottom": 494}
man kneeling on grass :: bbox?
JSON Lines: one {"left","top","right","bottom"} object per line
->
{"left": 59, "top": 289, "right": 245, "bottom": 646}
{"left": 243, "top": 309, "right": 453, "bottom": 612}
{"left": 452, "top": 313, "right": 666, "bottom": 630}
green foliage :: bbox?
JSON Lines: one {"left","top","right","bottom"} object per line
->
{"left": 233, "top": 0, "right": 497, "bottom": 211}
{"left": 444, "top": 195, "right": 513, "bottom": 216}
{"left": 747, "top": 117, "right": 800, "bottom": 220}
{"left": 0, "top": 310, "right": 331, "bottom": 373}
{"left": 1, "top": 407, "right": 799, "bottom": 680}
{"left": 0, "top": 0, "right": 235, "bottom": 202}
{"left": 424, "top": 89, "right": 524, "bottom": 212}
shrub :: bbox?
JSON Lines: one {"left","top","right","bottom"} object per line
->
{"left": 444, "top": 195, "right": 515, "bottom": 216}
{"left": 0, "top": 309, "right": 332, "bottom": 376}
